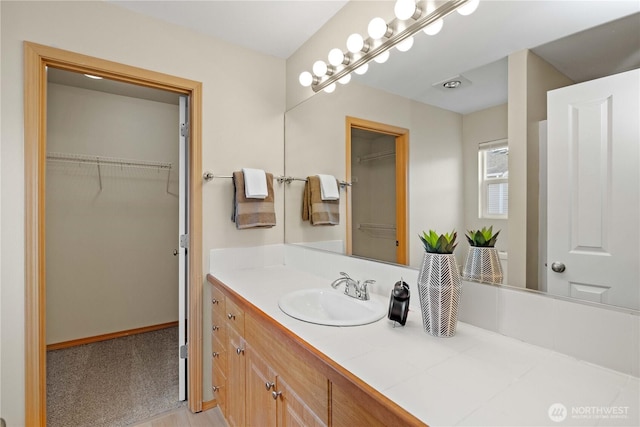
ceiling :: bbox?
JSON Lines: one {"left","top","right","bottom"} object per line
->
{"left": 351, "top": 1, "right": 640, "bottom": 113}
{"left": 107, "top": 0, "right": 349, "bottom": 59}
{"left": 65, "top": 1, "right": 639, "bottom": 114}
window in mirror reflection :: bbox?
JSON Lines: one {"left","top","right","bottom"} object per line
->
{"left": 479, "top": 140, "right": 508, "bottom": 219}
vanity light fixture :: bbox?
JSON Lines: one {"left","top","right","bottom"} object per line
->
{"left": 299, "top": 0, "right": 480, "bottom": 93}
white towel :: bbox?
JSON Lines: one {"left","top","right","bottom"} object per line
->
{"left": 242, "top": 168, "right": 268, "bottom": 199}
{"left": 317, "top": 174, "right": 340, "bottom": 200}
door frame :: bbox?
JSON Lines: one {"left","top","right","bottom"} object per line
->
{"left": 345, "top": 116, "right": 409, "bottom": 265}
{"left": 24, "top": 42, "right": 204, "bottom": 424}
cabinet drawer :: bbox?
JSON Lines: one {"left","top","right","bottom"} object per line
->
{"left": 211, "top": 286, "right": 226, "bottom": 325}
{"left": 211, "top": 331, "right": 228, "bottom": 373}
{"left": 212, "top": 364, "right": 227, "bottom": 417}
{"left": 211, "top": 317, "right": 227, "bottom": 346}
{"left": 225, "top": 297, "right": 245, "bottom": 335}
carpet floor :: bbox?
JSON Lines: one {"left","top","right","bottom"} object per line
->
{"left": 47, "top": 326, "right": 185, "bottom": 427}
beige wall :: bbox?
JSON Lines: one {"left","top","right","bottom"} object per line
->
{"left": 284, "top": 82, "right": 464, "bottom": 269}
{"left": 462, "top": 104, "right": 509, "bottom": 254}
{"left": 0, "top": 1, "right": 284, "bottom": 422}
{"left": 507, "top": 50, "right": 573, "bottom": 289}
{"left": 46, "top": 83, "right": 179, "bottom": 344}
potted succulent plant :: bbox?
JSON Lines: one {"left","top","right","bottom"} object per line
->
{"left": 462, "top": 226, "right": 503, "bottom": 284}
{"left": 417, "top": 230, "right": 462, "bottom": 337}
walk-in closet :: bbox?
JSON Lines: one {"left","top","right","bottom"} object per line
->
{"left": 45, "top": 68, "right": 185, "bottom": 426}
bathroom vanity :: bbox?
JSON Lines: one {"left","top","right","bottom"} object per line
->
{"left": 207, "top": 247, "right": 638, "bottom": 426}
{"left": 208, "top": 273, "right": 424, "bottom": 426}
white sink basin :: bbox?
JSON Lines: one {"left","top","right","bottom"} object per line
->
{"left": 278, "top": 288, "right": 387, "bottom": 326}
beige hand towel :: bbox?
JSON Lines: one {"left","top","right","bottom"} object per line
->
{"left": 302, "top": 176, "right": 339, "bottom": 225}
{"left": 232, "top": 171, "right": 276, "bottom": 229}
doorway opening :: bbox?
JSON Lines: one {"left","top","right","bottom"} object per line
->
{"left": 24, "top": 42, "right": 203, "bottom": 424}
{"left": 346, "top": 117, "right": 409, "bottom": 265}
{"left": 44, "top": 67, "right": 186, "bottom": 424}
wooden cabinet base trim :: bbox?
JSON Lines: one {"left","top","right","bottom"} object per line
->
{"left": 202, "top": 399, "right": 217, "bottom": 411}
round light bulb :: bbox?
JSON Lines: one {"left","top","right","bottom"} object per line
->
{"left": 394, "top": 0, "right": 416, "bottom": 20}
{"left": 354, "top": 63, "right": 369, "bottom": 75}
{"left": 373, "top": 50, "right": 390, "bottom": 64}
{"left": 346, "top": 33, "right": 365, "bottom": 53}
{"left": 323, "top": 83, "right": 336, "bottom": 93}
{"left": 368, "top": 17, "right": 388, "bottom": 39}
{"left": 396, "top": 37, "right": 414, "bottom": 52}
{"left": 338, "top": 73, "right": 351, "bottom": 85}
{"left": 423, "top": 18, "right": 443, "bottom": 36}
{"left": 328, "top": 48, "right": 345, "bottom": 66}
{"left": 457, "top": 0, "right": 480, "bottom": 16}
{"left": 299, "top": 71, "right": 313, "bottom": 87}
{"left": 312, "top": 60, "right": 328, "bottom": 76}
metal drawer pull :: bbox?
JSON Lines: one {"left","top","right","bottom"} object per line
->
{"left": 212, "top": 385, "right": 220, "bottom": 392}
{"left": 227, "top": 313, "right": 236, "bottom": 320}
{"left": 272, "top": 391, "right": 282, "bottom": 400}
{"left": 236, "top": 347, "right": 245, "bottom": 355}
{"left": 212, "top": 298, "right": 219, "bottom": 305}
{"left": 212, "top": 352, "right": 220, "bottom": 358}
{"left": 212, "top": 325, "right": 220, "bottom": 331}
{"left": 265, "top": 381, "right": 275, "bottom": 391}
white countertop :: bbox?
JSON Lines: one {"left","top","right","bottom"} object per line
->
{"left": 211, "top": 265, "right": 639, "bottom": 427}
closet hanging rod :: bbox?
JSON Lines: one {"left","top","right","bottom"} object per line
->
{"left": 357, "top": 150, "right": 396, "bottom": 163}
{"left": 47, "top": 152, "right": 172, "bottom": 170}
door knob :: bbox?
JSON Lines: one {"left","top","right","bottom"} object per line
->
{"left": 173, "top": 249, "right": 179, "bottom": 256}
{"left": 551, "top": 262, "right": 566, "bottom": 273}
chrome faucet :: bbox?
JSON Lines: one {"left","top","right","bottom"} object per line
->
{"left": 330, "top": 272, "right": 375, "bottom": 301}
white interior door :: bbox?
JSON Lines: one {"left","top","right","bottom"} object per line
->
{"left": 547, "top": 69, "right": 639, "bottom": 309}
{"left": 178, "top": 95, "right": 189, "bottom": 400}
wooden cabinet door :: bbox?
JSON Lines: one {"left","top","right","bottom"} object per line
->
{"left": 226, "top": 326, "right": 245, "bottom": 427}
{"left": 276, "top": 376, "right": 327, "bottom": 427}
{"left": 246, "top": 344, "right": 277, "bottom": 427}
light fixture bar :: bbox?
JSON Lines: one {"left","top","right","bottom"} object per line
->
{"left": 311, "top": 0, "right": 471, "bottom": 93}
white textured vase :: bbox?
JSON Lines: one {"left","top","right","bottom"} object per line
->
{"left": 417, "top": 253, "right": 462, "bottom": 338}
{"left": 462, "top": 247, "right": 503, "bottom": 285}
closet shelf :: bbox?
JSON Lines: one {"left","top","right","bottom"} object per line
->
{"left": 357, "top": 150, "right": 395, "bottom": 163}
{"left": 46, "top": 152, "right": 173, "bottom": 192}
{"left": 358, "top": 223, "right": 396, "bottom": 239}
{"left": 46, "top": 152, "right": 172, "bottom": 169}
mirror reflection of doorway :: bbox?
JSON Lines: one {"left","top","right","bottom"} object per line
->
{"left": 347, "top": 117, "right": 408, "bottom": 265}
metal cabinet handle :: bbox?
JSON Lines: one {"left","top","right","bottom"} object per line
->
{"left": 212, "top": 352, "right": 219, "bottom": 358}
{"left": 212, "top": 385, "right": 220, "bottom": 392}
{"left": 236, "top": 347, "right": 244, "bottom": 355}
{"left": 212, "top": 325, "right": 219, "bottom": 331}
{"left": 173, "top": 249, "right": 179, "bottom": 256}
{"left": 227, "top": 313, "right": 236, "bottom": 320}
{"left": 265, "top": 381, "right": 275, "bottom": 391}
{"left": 211, "top": 298, "right": 219, "bottom": 305}
{"left": 551, "top": 262, "right": 566, "bottom": 273}
{"left": 272, "top": 390, "right": 282, "bottom": 400}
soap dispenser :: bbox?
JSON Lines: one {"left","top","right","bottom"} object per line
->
{"left": 387, "top": 279, "right": 410, "bottom": 326}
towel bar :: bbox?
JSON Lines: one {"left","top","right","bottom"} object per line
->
{"left": 203, "top": 172, "right": 285, "bottom": 182}
{"left": 279, "top": 176, "right": 351, "bottom": 188}
{"left": 202, "top": 172, "right": 351, "bottom": 188}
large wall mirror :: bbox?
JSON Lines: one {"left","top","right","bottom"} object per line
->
{"left": 283, "top": 1, "right": 640, "bottom": 310}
